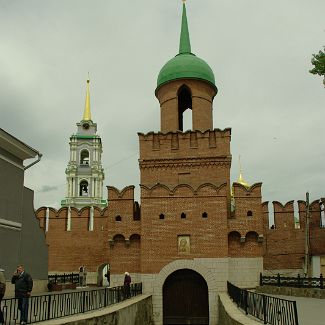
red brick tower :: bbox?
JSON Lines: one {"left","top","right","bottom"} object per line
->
{"left": 139, "top": 3, "right": 232, "bottom": 273}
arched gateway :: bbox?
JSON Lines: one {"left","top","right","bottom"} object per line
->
{"left": 163, "top": 269, "right": 209, "bottom": 325}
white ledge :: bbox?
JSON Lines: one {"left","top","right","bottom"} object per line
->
{"left": 0, "top": 218, "right": 22, "bottom": 231}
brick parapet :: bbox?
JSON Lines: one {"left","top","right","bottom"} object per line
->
{"left": 138, "top": 129, "right": 231, "bottom": 161}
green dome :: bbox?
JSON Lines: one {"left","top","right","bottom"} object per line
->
{"left": 156, "top": 3, "right": 217, "bottom": 92}
{"left": 157, "top": 52, "right": 216, "bottom": 90}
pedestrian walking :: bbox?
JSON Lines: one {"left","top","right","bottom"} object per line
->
{"left": 0, "top": 267, "right": 6, "bottom": 324}
{"left": 82, "top": 266, "right": 87, "bottom": 287}
{"left": 11, "top": 265, "right": 33, "bottom": 325}
{"left": 79, "top": 266, "right": 87, "bottom": 287}
{"left": 79, "top": 266, "right": 84, "bottom": 287}
{"left": 124, "top": 272, "right": 131, "bottom": 299}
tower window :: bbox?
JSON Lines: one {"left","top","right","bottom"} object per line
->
{"left": 202, "top": 212, "right": 208, "bottom": 218}
{"left": 178, "top": 85, "right": 192, "bottom": 131}
{"left": 181, "top": 212, "right": 186, "bottom": 219}
{"left": 247, "top": 211, "right": 253, "bottom": 217}
{"left": 115, "top": 215, "right": 122, "bottom": 222}
{"left": 159, "top": 214, "right": 165, "bottom": 220}
{"left": 80, "top": 149, "right": 90, "bottom": 165}
{"left": 79, "top": 181, "right": 89, "bottom": 196}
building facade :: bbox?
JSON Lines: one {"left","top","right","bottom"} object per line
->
{"left": 0, "top": 128, "right": 48, "bottom": 295}
{"left": 35, "top": 3, "right": 325, "bottom": 325}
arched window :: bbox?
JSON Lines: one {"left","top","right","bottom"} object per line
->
{"left": 181, "top": 212, "right": 186, "bottom": 219}
{"left": 178, "top": 85, "right": 192, "bottom": 131}
{"left": 115, "top": 215, "right": 122, "bottom": 222}
{"left": 202, "top": 212, "right": 208, "bottom": 218}
{"left": 80, "top": 149, "right": 89, "bottom": 165}
{"left": 159, "top": 214, "right": 165, "bottom": 220}
{"left": 79, "top": 180, "right": 89, "bottom": 196}
{"left": 247, "top": 211, "right": 253, "bottom": 217}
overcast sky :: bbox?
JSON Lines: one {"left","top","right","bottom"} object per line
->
{"left": 1, "top": 0, "right": 324, "bottom": 214}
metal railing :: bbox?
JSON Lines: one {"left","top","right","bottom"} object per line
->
{"left": 227, "top": 281, "right": 299, "bottom": 325}
{"left": 0, "top": 283, "right": 142, "bottom": 324}
{"left": 48, "top": 273, "right": 80, "bottom": 284}
{"left": 260, "top": 273, "right": 324, "bottom": 289}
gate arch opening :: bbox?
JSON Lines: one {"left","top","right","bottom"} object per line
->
{"left": 97, "top": 263, "right": 110, "bottom": 287}
{"left": 163, "top": 268, "right": 209, "bottom": 325}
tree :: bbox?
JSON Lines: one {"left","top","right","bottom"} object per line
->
{"left": 309, "top": 47, "right": 325, "bottom": 87}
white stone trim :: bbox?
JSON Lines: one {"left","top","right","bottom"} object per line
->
{"left": 219, "top": 293, "right": 261, "bottom": 325}
{"left": 228, "top": 257, "right": 263, "bottom": 288}
{"left": 0, "top": 218, "right": 22, "bottom": 231}
{"left": 144, "top": 259, "right": 225, "bottom": 325}
{"left": 67, "top": 206, "right": 71, "bottom": 231}
{"left": 89, "top": 206, "right": 94, "bottom": 231}
{"left": 45, "top": 208, "right": 49, "bottom": 232}
{"left": 0, "top": 153, "right": 24, "bottom": 169}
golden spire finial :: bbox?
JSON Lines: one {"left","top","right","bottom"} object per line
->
{"left": 238, "top": 155, "right": 250, "bottom": 188}
{"left": 83, "top": 74, "right": 91, "bottom": 121}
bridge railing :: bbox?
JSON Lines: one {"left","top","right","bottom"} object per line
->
{"left": 227, "top": 281, "right": 299, "bottom": 325}
{"left": 48, "top": 273, "right": 80, "bottom": 284}
{"left": 0, "top": 283, "right": 142, "bottom": 324}
{"left": 260, "top": 273, "right": 324, "bottom": 289}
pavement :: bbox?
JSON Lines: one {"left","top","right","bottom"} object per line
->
{"left": 270, "top": 294, "right": 325, "bottom": 325}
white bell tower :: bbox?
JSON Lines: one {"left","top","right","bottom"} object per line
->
{"left": 61, "top": 79, "right": 107, "bottom": 209}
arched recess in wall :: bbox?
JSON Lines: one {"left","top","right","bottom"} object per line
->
{"left": 177, "top": 85, "right": 192, "bottom": 131}
{"left": 129, "top": 234, "right": 141, "bottom": 273}
{"left": 228, "top": 231, "right": 241, "bottom": 257}
{"left": 113, "top": 234, "right": 125, "bottom": 243}
{"left": 130, "top": 234, "right": 141, "bottom": 244}
{"left": 245, "top": 231, "right": 261, "bottom": 257}
{"left": 80, "top": 149, "right": 90, "bottom": 165}
{"left": 110, "top": 234, "right": 127, "bottom": 274}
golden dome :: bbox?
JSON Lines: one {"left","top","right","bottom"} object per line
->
{"left": 237, "top": 172, "right": 250, "bottom": 188}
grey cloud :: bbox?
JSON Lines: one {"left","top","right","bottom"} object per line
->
{"left": 39, "top": 185, "right": 59, "bottom": 193}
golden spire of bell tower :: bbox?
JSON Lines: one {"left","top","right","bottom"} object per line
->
{"left": 82, "top": 75, "right": 91, "bottom": 121}
{"left": 238, "top": 155, "right": 250, "bottom": 188}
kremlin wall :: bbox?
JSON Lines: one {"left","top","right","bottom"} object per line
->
{"left": 35, "top": 189, "right": 325, "bottom": 279}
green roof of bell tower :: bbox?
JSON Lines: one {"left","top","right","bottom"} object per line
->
{"left": 156, "top": 3, "right": 217, "bottom": 92}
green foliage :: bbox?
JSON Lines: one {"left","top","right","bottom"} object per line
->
{"left": 309, "top": 47, "right": 325, "bottom": 76}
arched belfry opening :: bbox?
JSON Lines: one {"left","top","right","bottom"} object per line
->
{"left": 178, "top": 85, "right": 192, "bottom": 131}
{"left": 79, "top": 180, "right": 89, "bottom": 196}
{"left": 163, "top": 269, "right": 209, "bottom": 325}
{"left": 80, "top": 149, "right": 90, "bottom": 165}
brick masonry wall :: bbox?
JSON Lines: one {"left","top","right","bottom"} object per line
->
{"left": 35, "top": 194, "right": 325, "bottom": 278}
{"left": 155, "top": 79, "right": 217, "bottom": 132}
{"left": 263, "top": 200, "right": 325, "bottom": 271}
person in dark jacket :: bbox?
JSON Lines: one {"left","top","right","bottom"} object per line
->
{"left": 123, "top": 272, "right": 131, "bottom": 299}
{"left": 11, "top": 265, "right": 33, "bottom": 324}
{"left": 0, "top": 267, "right": 6, "bottom": 324}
